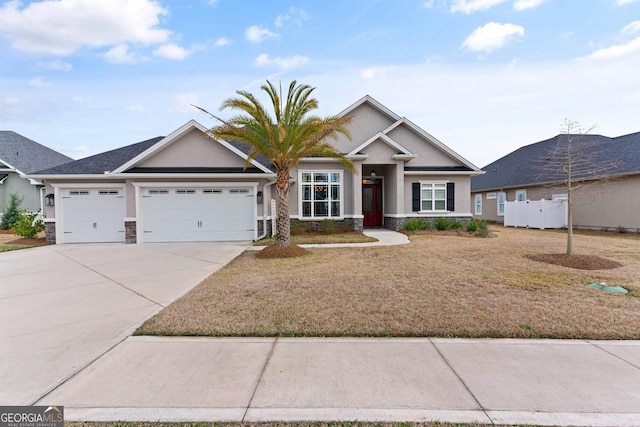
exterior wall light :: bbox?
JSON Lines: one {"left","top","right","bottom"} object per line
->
{"left": 45, "top": 193, "right": 55, "bottom": 207}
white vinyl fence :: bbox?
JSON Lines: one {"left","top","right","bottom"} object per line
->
{"left": 504, "top": 200, "right": 567, "bottom": 229}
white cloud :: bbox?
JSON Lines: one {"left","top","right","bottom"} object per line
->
{"left": 274, "top": 13, "right": 289, "bottom": 28}
{"left": 214, "top": 37, "right": 232, "bottom": 47}
{"left": 513, "top": 0, "right": 547, "bottom": 10}
{"left": 622, "top": 21, "right": 640, "bottom": 36}
{"left": 360, "top": 67, "right": 387, "bottom": 80}
{"left": 0, "top": 0, "right": 170, "bottom": 55}
{"left": 421, "top": 0, "right": 435, "bottom": 7}
{"left": 104, "top": 44, "right": 138, "bottom": 64}
{"left": 254, "top": 53, "right": 309, "bottom": 70}
{"left": 586, "top": 21, "right": 640, "bottom": 60}
{"left": 126, "top": 103, "right": 145, "bottom": 112}
{"left": 275, "top": 7, "right": 309, "bottom": 27}
{"left": 173, "top": 93, "right": 202, "bottom": 114}
{"left": 617, "top": 0, "right": 639, "bottom": 5}
{"left": 462, "top": 22, "right": 525, "bottom": 53}
{"left": 245, "top": 25, "right": 278, "bottom": 43}
{"left": 153, "top": 43, "right": 191, "bottom": 60}
{"left": 70, "top": 145, "right": 89, "bottom": 154}
{"left": 451, "top": 0, "right": 509, "bottom": 14}
{"left": 38, "top": 60, "right": 72, "bottom": 71}
{"left": 28, "top": 77, "right": 51, "bottom": 88}
{"left": 587, "top": 37, "right": 640, "bottom": 60}
{"left": 206, "top": 0, "right": 219, "bottom": 5}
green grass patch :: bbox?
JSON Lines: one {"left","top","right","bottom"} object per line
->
{"left": 0, "top": 244, "right": 38, "bottom": 252}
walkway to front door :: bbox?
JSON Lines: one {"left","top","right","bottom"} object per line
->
{"left": 363, "top": 182, "right": 382, "bottom": 227}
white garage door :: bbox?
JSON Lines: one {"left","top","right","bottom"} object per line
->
{"left": 141, "top": 187, "right": 255, "bottom": 242}
{"left": 62, "top": 189, "right": 125, "bottom": 243}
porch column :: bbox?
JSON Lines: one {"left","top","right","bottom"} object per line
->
{"left": 395, "top": 160, "right": 405, "bottom": 214}
{"left": 352, "top": 160, "right": 363, "bottom": 217}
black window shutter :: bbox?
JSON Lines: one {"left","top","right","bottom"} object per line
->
{"left": 412, "top": 183, "right": 420, "bottom": 212}
{"left": 446, "top": 182, "right": 455, "bottom": 211}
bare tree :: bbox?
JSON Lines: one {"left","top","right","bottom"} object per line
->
{"left": 538, "top": 119, "right": 621, "bottom": 255}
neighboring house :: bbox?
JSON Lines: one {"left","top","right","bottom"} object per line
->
{"left": 29, "top": 96, "right": 483, "bottom": 244}
{"left": 471, "top": 131, "right": 640, "bottom": 232}
{"left": 0, "top": 131, "right": 73, "bottom": 217}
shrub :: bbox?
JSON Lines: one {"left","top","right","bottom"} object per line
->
{"left": 320, "top": 218, "right": 340, "bottom": 233}
{"left": 450, "top": 220, "right": 463, "bottom": 230}
{"left": 616, "top": 225, "right": 628, "bottom": 234}
{"left": 434, "top": 217, "right": 452, "bottom": 231}
{"left": 466, "top": 218, "right": 488, "bottom": 233}
{"left": 403, "top": 218, "right": 429, "bottom": 231}
{"left": 290, "top": 220, "right": 310, "bottom": 234}
{"left": 11, "top": 210, "right": 44, "bottom": 239}
{"left": 1, "top": 193, "right": 23, "bottom": 230}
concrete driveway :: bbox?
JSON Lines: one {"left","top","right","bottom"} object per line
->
{"left": 0, "top": 241, "right": 249, "bottom": 405}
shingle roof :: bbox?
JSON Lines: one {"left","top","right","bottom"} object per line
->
{"left": 0, "top": 131, "right": 73, "bottom": 174}
{"left": 34, "top": 137, "right": 164, "bottom": 174}
{"left": 471, "top": 131, "right": 640, "bottom": 192}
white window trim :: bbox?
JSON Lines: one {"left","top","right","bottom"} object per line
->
{"left": 497, "top": 192, "right": 506, "bottom": 217}
{"left": 418, "top": 180, "right": 449, "bottom": 213}
{"left": 475, "top": 194, "right": 482, "bottom": 215}
{"left": 516, "top": 189, "right": 527, "bottom": 202}
{"left": 486, "top": 192, "right": 497, "bottom": 200}
{"left": 552, "top": 194, "right": 568, "bottom": 201}
{"left": 298, "top": 170, "right": 344, "bottom": 220}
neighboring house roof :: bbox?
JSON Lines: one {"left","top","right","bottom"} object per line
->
{"left": 34, "top": 137, "right": 163, "bottom": 175}
{"left": 0, "top": 131, "right": 73, "bottom": 174}
{"left": 471, "top": 131, "right": 640, "bottom": 192}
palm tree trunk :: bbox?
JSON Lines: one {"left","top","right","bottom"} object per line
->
{"left": 274, "top": 168, "right": 291, "bottom": 246}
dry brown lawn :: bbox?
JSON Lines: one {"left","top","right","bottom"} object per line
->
{"left": 136, "top": 227, "right": 640, "bottom": 339}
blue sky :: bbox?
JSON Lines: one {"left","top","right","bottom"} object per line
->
{"left": 1, "top": 0, "right": 640, "bottom": 167}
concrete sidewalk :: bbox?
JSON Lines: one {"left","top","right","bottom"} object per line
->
{"left": 38, "top": 337, "right": 640, "bottom": 426}
{"left": 247, "top": 228, "right": 410, "bottom": 250}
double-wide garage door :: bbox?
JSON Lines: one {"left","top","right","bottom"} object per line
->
{"left": 141, "top": 187, "right": 255, "bottom": 242}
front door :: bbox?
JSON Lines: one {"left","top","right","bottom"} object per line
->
{"left": 363, "top": 182, "right": 382, "bottom": 227}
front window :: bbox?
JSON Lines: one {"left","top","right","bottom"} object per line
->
{"left": 475, "top": 194, "right": 482, "bottom": 215}
{"left": 516, "top": 189, "right": 527, "bottom": 202}
{"left": 497, "top": 192, "right": 506, "bottom": 216}
{"left": 300, "top": 171, "right": 342, "bottom": 218}
{"left": 421, "top": 183, "right": 447, "bottom": 211}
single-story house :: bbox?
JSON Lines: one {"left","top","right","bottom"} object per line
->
{"left": 1, "top": 131, "right": 72, "bottom": 217}
{"left": 29, "top": 95, "right": 483, "bottom": 244}
{"left": 471, "top": 131, "right": 640, "bottom": 232}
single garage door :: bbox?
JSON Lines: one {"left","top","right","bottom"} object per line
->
{"left": 62, "top": 188, "right": 125, "bottom": 243}
{"left": 141, "top": 187, "right": 255, "bottom": 242}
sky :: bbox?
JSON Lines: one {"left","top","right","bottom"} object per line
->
{"left": 1, "top": 0, "right": 640, "bottom": 168}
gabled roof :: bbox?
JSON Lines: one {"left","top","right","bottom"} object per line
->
{"left": 0, "top": 131, "right": 72, "bottom": 174}
{"left": 34, "top": 137, "right": 163, "bottom": 175}
{"left": 348, "top": 132, "right": 413, "bottom": 156}
{"left": 114, "top": 120, "right": 273, "bottom": 174}
{"left": 32, "top": 120, "right": 275, "bottom": 176}
{"left": 337, "top": 95, "right": 401, "bottom": 121}
{"left": 471, "top": 131, "right": 640, "bottom": 192}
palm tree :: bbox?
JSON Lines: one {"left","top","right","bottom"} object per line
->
{"left": 195, "top": 80, "right": 354, "bottom": 246}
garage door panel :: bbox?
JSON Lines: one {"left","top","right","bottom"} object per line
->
{"left": 142, "top": 187, "right": 255, "bottom": 242}
{"left": 62, "top": 189, "right": 125, "bottom": 243}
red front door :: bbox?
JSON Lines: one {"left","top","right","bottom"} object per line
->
{"left": 363, "top": 182, "right": 382, "bottom": 227}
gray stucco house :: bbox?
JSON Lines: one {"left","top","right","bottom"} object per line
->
{"left": 471, "top": 131, "right": 640, "bottom": 232}
{"left": 29, "top": 96, "right": 483, "bottom": 244}
{"left": 0, "top": 131, "right": 72, "bottom": 218}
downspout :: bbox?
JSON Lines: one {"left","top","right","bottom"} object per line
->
{"left": 256, "top": 180, "right": 276, "bottom": 240}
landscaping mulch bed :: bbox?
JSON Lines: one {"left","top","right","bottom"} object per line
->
{"left": 256, "top": 244, "right": 310, "bottom": 258}
{"left": 526, "top": 253, "right": 622, "bottom": 270}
